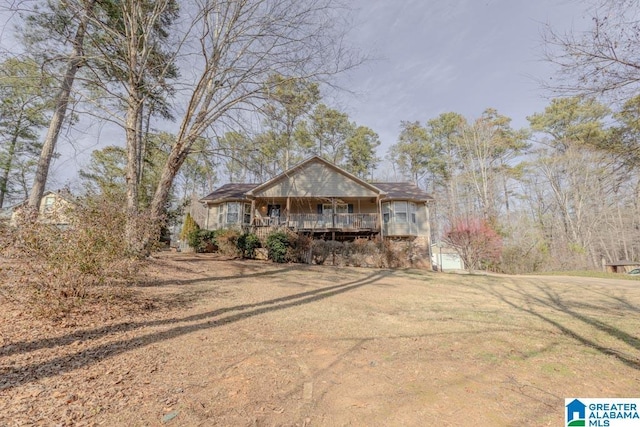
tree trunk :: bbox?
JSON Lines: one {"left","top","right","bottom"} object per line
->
{"left": 146, "top": 142, "right": 191, "bottom": 246}
{"left": 28, "top": 0, "right": 96, "bottom": 209}
{"left": 0, "top": 116, "right": 23, "bottom": 208}
{"left": 124, "top": 96, "right": 142, "bottom": 252}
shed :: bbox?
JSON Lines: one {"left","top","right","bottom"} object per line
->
{"left": 605, "top": 260, "right": 640, "bottom": 273}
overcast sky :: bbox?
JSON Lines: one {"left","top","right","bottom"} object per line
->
{"left": 333, "top": 0, "right": 589, "bottom": 169}
{"left": 1, "top": 0, "right": 591, "bottom": 188}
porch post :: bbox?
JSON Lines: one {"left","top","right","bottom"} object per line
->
{"left": 250, "top": 199, "right": 256, "bottom": 228}
{"left": 378, "top": 196, "right": 384, "bottom": 239}
{"left": 332, "top": 197, "right": 336, "bottom": 228}
{"left": 286, "top": 196, "right": 291, "bottom": 224}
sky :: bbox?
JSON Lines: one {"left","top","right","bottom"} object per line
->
{"left": 1, "top": 0, "right": 591, "bottom": 189}
{"left": 332, "top": 0, "right": 589, "bottom": 170}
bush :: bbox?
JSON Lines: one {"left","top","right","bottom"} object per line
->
{"left": 180, "top": 213, "right": 200, "bottom": 242}
{"left": 187, "top": 229, "right": 217, "bottom": 253}
{"left": 311, "top": 240, "right": 343, "bottom": 265}
{"left": 237, "top": 232, "right": 261, "bottom": 259}
{"left": 1, "top": 193, "right": 142, "bottom": 318}
{"left": 214, "top": 229, "right": 241, "bottom": 256}
{"left": 265, "top": 231, "right": 292, "bottom": 263}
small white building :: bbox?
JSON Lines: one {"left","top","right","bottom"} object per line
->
{"left": 431, "top": 243, "right": 464, "bottom": 271}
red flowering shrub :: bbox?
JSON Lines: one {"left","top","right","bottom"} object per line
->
{"left": 444, "top": 218, "right": 502, "bottom": 270}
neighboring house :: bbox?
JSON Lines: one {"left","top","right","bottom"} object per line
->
{"left": 199, "top": 156, "right": 434, "bottom": 245}
{"left": 9, "top": 190, "right": 75, "bottom": 228}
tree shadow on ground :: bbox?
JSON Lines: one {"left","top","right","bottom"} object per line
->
{"left": 0, "top": 271, "right": 391, "bottom": 390}
{"left": 482, "top": 280, "right": 640, "bottom": 370}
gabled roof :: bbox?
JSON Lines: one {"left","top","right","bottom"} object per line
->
{"left": 8, "top": 189, "right": 76, "bottom": 211}
{"left": 374, "top": 182, "right": 434, "bottom": 202}
{"left": 199, "top": 158, "right": 435, "bottom": 203}
{"left": 200, "top": 183, "right": 257, "bottom": 203}
{"left": 245, "top": 156, "right": 384, "bottom": 198}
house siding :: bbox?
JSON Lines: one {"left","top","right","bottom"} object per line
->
{"left": 10, "top": 192, "right": 72, "bottom": 227}
{"left": 253, "top": 162, "right": 379, "bottom": 198}
{"left": 381, "top": 201, "right": 431, "bottom": 238}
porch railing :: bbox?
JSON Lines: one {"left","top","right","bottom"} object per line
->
{"left": 254, "top": 213, "right": 378, "bottom": 231}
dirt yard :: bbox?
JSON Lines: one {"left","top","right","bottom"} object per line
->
{"left": 1, "top": 253, "right": 639, "bottom": 426}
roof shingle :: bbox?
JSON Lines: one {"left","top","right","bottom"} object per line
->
{"left": 200, "top": 183, "right": 257, "bottom": 202}
{"left": 373, "top": 182, "right": 433, "bottom": 201}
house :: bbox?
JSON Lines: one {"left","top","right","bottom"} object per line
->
{"left": 9, "top": 189, "right": 75, "bottom": 228}
{"left": 199, "top": 156, "right": 434, "bottom": 248}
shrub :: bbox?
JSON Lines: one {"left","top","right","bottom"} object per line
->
{"left": 215, "top": 228, "right": 241, "bottom": 257}
{"left": 343, "top": 239, "right": 377, "bottom": 267}
{"left": 187, "top": 229, "right": 217, "bottom": 253}
{"left": 265, "top": 231, "right": 292, "bottom": 263}
{"left": 237, "top": 232, "right": 261, "bottom": 259}
{"left": 311, "top": 240, "right": 344, "bottom": 265}
{"left": 1, "top": 193, "right": 142, "bottom": 318}
{"left": 293, "top": 234, "right": 313, "bottom": 264}
{"left": 180, "top": 213, "right": 200, "bottom": 242}
{"left": 444, "top": 217, "right": 502, "bottom": 271}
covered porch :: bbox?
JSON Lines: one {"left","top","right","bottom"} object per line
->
{"left": 250, "top": 196, "right": 380, "bottom": 235}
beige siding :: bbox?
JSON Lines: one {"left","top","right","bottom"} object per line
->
{"left": 417, "top": 203, "right": 430, "bottom": 236}
{"left": 10, "top": 193, "right": 73, "bottom": 226}
{"left": 383, "top": 222, "right": 419, "bottom": 236}
{"left": 254, "top": 162, "right": 378, "bottom": 198}
{"left": 381, "top": 201, "right": 430, "bottom": 238}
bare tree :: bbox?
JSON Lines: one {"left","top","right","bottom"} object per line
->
{"left": 144, "top": 0, "right": 361, "bottom": 249}
{"left": 27, "top": 0, "right": 97, "bottom": 210}
{"left": 542, "top": 0, "right": 640, "bottom": 101}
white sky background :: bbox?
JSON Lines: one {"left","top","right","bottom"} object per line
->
{"left": 0, "top": 0, "right": 590, "bottom": 189}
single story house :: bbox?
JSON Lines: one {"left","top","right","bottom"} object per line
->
{"left": 199, "top": 156, "right": 434, "bottom": 245}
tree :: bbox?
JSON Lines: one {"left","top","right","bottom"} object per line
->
{"left": 24, "top": 0, "right": 98, "bottom": 210}
{"left": 146, "top": 0, "right": 361, "bottom": 252}
{"left": 526, "top": 97, "right": 618, "bottom": 269}
{"left": 344, "top": 126, "right": 380, "bottom": 179}
{"left": 80, "top": 146, "right": 127, "bottom": 196}
{"left": 455, "top": 109, "right": 528, "bottom": 224}
{"left": 0, "top": 58, "right": 53, "bottom": 207}
{"left": 262, "top": 74, "right": 320, "bottom": 170}
{"left": 83, "top": 0, "right": 179, "bottom": 251}
{"left": 444, "top": 217, "right": 502, "bottom": 271}
{"left": 423, "top": 112, "right": 466, "bottom": 221}
{"left": 608, "top": 95, "right": 640, "bottom": 169}
{"left": 301, "top": 104, "right": 355, "bottom": 164}
{"left": 543, "top": 0, "right": 640, "bottom": 101}
{"left": 179, "top": 212, "right": 199, "bottom": 246}
{"left": 388, "top": 121, "right": 432, "bottom": 186}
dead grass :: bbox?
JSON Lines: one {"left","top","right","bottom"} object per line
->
{"left": 0, "top": 253, "right": 639, "bottom": 426}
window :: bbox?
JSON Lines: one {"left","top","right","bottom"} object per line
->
{"left": 267, "top": 204, "right": 281, "bottom": 218}
{"left": 382, "top": 201, "right": 417, "bottom": 224}
{"left": 217, "top": 205, "right": 224, "bottom": 226}
{"left": 395, "top": 201, "right": 408, "bottom": 223}
{"left": 43, "top": 196, "right": 55, "bottom": 213}
{"left": 382, "top": 203, "right": 391, "bottom": 224}
{"left": 227, "top": 202, "right": 239, "bottom": 224}
{"left": 243, "top": 203, "right": 251, "bottom": 225}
